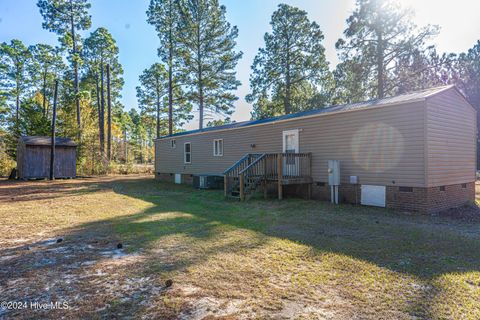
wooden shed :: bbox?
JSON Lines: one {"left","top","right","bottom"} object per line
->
{"left": 17, "top": 136, "right": 77, "bottom": 179}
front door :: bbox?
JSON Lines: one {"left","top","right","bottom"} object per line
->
{"left": 282, "top": 129, "right": 299, "bottom": 176}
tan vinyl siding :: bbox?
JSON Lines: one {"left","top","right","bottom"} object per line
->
{"left": 426, "top": 90, "right": 476, "bottom": 186}
{"left": 156, "top": 101, "right": 427, "bottom": 187}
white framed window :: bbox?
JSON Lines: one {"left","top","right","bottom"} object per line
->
{"left": 171, "top": 139, "right": 176, "bottom": 148}
{"left": 184, "top": 142, "right": 191, "bottom": 164}
{"left": 213, "top": 139, "right": 223, "bottom": 156}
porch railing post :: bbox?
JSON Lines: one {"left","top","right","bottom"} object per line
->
{"left": 263, "top": 157, "right": 267, "bottom": 199}
{"left": 277, "top": 153, "right": 283, "bottom": 200}
{"left": 224, "top": 175, "right": 228, "bottom": 197}
{"left": 239, "top": 173, "right": 245, "bottom": 201}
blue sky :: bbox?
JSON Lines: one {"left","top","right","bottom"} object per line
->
{"left": 1, "top": 0, "right": 479, "bottom": 129}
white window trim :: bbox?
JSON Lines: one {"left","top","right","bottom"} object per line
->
{"left": 213, "top": 139, "right": 223, "bottom": 157}
{"left": 282, "top": 129, "right": 299, "bottom": 153}
{"left": 171, "top": 139, "right": 176, "bottom": 148}
{"left": 184, "top": 142, "right": 191, "bottom": 164}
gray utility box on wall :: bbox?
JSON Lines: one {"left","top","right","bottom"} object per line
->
{"left": 328, "top": 160, "right": 340, "bottom": 205}
{"left": 328, "top": 160, "right": 340, "bottom": 186}
{"left": 193, "top": 175, "right": 224, "bottom": 189}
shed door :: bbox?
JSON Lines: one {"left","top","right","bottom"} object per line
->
{"left": 282, "top": 129, "right": 299, "bottom": 176}
{"left": 361, "top": 185, "right": 386, "bottom": 207}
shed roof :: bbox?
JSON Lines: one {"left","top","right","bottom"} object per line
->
{"left": 159, "top": 85, "right": 462, "bottom": 140}
{"left": 19, "top": 136, "right": 77, "bottom": 147}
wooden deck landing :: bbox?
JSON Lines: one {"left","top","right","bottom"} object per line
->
{"left": 224, "top": 153, "right": 313, "bottom": 200}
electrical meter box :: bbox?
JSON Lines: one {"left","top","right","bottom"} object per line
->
{"left": 328, "top": 160, "right": 340, "bottom": 186}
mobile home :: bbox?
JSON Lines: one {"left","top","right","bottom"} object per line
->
{"left": 154, "top": 85, "right": 476, "bottom": 213}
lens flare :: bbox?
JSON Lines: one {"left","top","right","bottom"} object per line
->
{"left": 351, "top": 123, "right": 404, "bottom": 173}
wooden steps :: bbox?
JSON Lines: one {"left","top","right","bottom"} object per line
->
{"left": 224, "top": 153, "right": 312, "bottom": 201}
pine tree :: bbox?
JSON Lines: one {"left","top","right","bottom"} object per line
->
{"left": 331, "top": 57, "right": 368, "bottom": 104}
{"left": 177, "top": 0, "right": 242, "bottom": 129}
{"left": 206, "top": 117, "right": 233, "bottom": 127}
{"left": 37, "top": 0, "right": 91, "bottom": 133}
{"left": 391, "top": 46, "right": 457, "bottom": 94}
{"left": 246, "top": 4, "right": 332, "bottom": 119}
{"left": 147, "top": 0, "right": 183, "bottom": 135}
{"left": 83, "top": 27, "right": 123, "bottom": 160}
{"left": 456, "top": 41, "right": 480, "bottom": 168}
{"left": 336, "top": 0, "right": 438, "bottom": 99}
{"left": 28, "top": 44, "right": 65, "bottom": 117}
{"left": 457, "top": 41, "right": 480, "bottom": 110}
{"left": 136, "top": 63, "right": 192, "bottom": 138}
{"left": 0, "top": 40, "right": 32, "bottom": 124}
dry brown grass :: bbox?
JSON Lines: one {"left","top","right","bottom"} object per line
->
{"left": 0, "top": 176, "right": 479, "bottom": 319}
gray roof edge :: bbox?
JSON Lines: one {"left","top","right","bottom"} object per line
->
{"left": 425, "top": 85, "right": 477, "bottom": 112}
{"left": 19, "top": 136, "right": 77, "bottom": 147}
{"left": 155, "top": 85, "right": 454, "bottom": 141}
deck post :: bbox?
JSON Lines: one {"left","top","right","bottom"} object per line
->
{"left": 239, "top": 173, "right": 245, "bottom": 201}
{"left": 277, "top": 153, "right": 283, "bottom": 200}
{"left": 263, "top": 157, "right": 267, "bottom": 199}
{"left": 308, "top": 153, "right": 312, "bottom": 199}
{"left": 224, "top": 175, "right": 227, "bottom": 197}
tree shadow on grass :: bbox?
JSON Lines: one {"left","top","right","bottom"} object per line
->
{"left": 94, "top": 177, "right": 480, "bottom": 318}
{"left": 0, "top": 178, "right": 111, "bottom": 203}
{"left": 89, "top": 177, "right": 480, "bottom": 279}
{"left": 2, "top": 176, "right": 479, "bottom": 318}
{"left": 0, "top": 177, "right": 273, "bottom": 318}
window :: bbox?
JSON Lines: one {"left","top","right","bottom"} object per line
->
{"left": 399, "top": 186, "right": 413, "bottom": 193}
{"left": 184, "top": 142, "right": 191, "bottom": 164}
{"left": 462, "top": 183, "right": 467, "bottom": 189}
{"left": 213, "top": 139, "right": 223, "bottom": 156}
{"left": 440, "top": 186, "right": 446, "bottom": 191}
{"left": 171, "top": 139, "right": 176, "bottom": 148}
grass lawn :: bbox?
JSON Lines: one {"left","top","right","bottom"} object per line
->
{"left": 0, "top": 175, "right": 479, "bottom": 319}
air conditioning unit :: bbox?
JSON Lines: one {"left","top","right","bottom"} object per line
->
{"left": 193, "top": 175, "right": 224, "bottom": 189}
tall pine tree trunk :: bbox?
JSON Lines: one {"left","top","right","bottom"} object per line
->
{"left": 197, "top": 61, "right": 204, "bottom": 129}
{"left": 285, "top": 81, "right": 291, "bottom": 114}
{"left": 50, "top": 79, "right": 58, "bottom": 180}
{"left": 284, "top": 38, "right": 292, "bottom": 114}
{"left": 70, "top": 10, "right": 81, "bottom": 135}
{"left": 96, "top": 72, "right": 104, "bottom": 159}
{"left": 156, "top": 77, "right": 161, "bottom": 138}
{"left": 199, "top": 79, "right": 204, "bottom": 129}
{"left": 124, "top": 128, "right": 128, "bottom": 163}
{"left": 376, "top": 30, "right": 385, "bottom": 98}
{"left": 107, "top": 64, "right": 112, "bottom": 161}
{"left": 42, "top": 70, "right": 47, "bottom": 117}
{"left": 100, "top": 63, "right": 106, "bottom": 162}
{"left": 168, "top": 49, "right": 173, "bottom": 135}
{"left": 15, "top": 79, "right": 19, "bottom": 124}
{"left": 168, "top": 0, "right": 174, "bottom": 135}
{"left": 197, "top": 19, "right": 204, "bottom": 130}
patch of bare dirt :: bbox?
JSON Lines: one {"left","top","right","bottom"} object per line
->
{"left": 0, "top": 233, "right": 165, "bottom": 319}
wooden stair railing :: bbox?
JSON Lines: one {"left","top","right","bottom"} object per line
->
{"left": 224, "top": 153, "right": 312, "bottom": 200}
{"left": 238, "top": 154, "right": 268, "bottom": 200}
{"left": 223, "top": 153, "right": 263, "bottom": 198}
